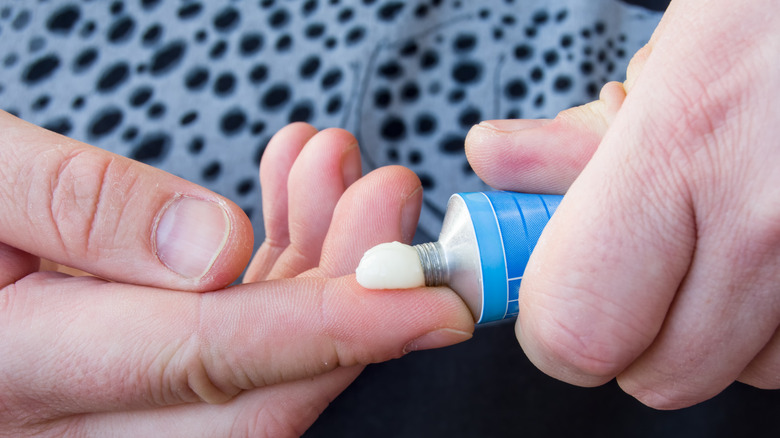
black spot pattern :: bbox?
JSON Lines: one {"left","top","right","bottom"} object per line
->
{"left": 96, "top": 62, "right": 130, "bottom": 92}
{"left": 150, "top": 40, "right": 186, "bottom": 75}
{"left": 221, "top": 107, "right": 246, "bottom": 135}
{"left": 47, "top": 5, "right": 80, "bottom": 34}
{"left": 131, "top": 132, "right": 170, "bottom": 164}
{"left": 22, "top": 54, "right": 60, "bottom": 85}
{"left": 89, "top": 106, "right": 123, "bottom": 138}
{"left": 0, "top": 0, "right": 664, "bottom": 244}
{"left": 107, "top": 15, "right": 135, "bottom": 43}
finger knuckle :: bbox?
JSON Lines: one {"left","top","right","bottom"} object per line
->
{"left": 739, "top": 353, "right": 780, "bottom": 390}
{"left": 527, "top": 284, "right": 664, "bottom": 382}
{"left": 741, "top": 373, "right": 780, "bottom": 391}
{"left": 535, "top": 312, "right": 626, "bottom": 380}
{"left": 623, "top": 381, "right": 702, "bottom": 410}
{"left": 319, "top": 286, "right": 353, "bottom": 368}
{"left": 44, "top": 148, "right": 134, "bottom": 260}
{"left": 649, "top": 73, "right": 734, "bottom": 171}
{"left": 183, "top": 296, "right": 242, "bottom": 404}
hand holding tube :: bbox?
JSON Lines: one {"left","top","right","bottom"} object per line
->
{"left": 466, "top": 0, "right": 780, "bottom": 409}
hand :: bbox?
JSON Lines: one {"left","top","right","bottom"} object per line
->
{"left": 466, "top": 0, "right": 779, "bottom": 409}
{"left": 0, "top": 115, "right": 473, "bottom": 436}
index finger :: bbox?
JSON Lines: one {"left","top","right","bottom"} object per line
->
{"left": 1, "top": 254, "right": 471, "bottom": 420}
{"left": 0, "top": 110, "right": 253, "bottom": 290}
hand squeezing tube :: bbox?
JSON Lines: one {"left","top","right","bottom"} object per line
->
{"left": 356, "top": 192, "right": 562, "bottom": 324}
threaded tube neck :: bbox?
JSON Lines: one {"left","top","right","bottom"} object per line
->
{"left": 414, "top": 242, "right": 446, "bottom": 287}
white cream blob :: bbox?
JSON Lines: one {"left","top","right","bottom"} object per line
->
{"left": 355, "top": 241, "right": 425, "bottom": 289}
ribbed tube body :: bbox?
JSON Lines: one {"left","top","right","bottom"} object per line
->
{"left": 414, "top": 192, "right": 562, "bottom": 324}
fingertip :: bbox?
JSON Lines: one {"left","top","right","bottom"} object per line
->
{"left": 332, "top": 278, "right": 474, "bottom": 357}
{"left": 624, "top": 43, "right": 653, "bottom": 93}
{"left": 318, "top": 166, "right": 423, "bottom": 276}
{"left": 465, "top": 118, "right": 597, "bottom": 193}
{"left": 153, "top": 194, "right": 253, "bottom": 290}
{"left": 359, "top": 165, "right": 423, "bottom": 204}
{"left": 0, "top": 115, "right": 253, "bottom": 292}
{"left": 294, "top": 126, "right": 363, "bottom": 187}
{"left": 203, "top": 199, "right": 254, "bottom": 288}
{"left": 465, "top": 82, "right": 625, "bottom": 193}
{"left": 475, "top": 119, "right": 554, "bottom": 132}
{"left": 464, "top": 121, "right": 539, "bottom": 190}
{"left": 264, "top": 128, "right": 363, "bottom": 279}
{"left": 599, "top": 81, "right": 627, "bottom": 101}
{"left": 260, "top": 122, "right": 319, "bottom": 175}
{"left": 515, "top": 292, "right": 624, "bottom": 388}
{"left": 598, "top": 81, "right": 627, "bottom": 121}
{"left": 616, "top": 374, "right": 711, "bottom": 410}
{"left": 288, "top": 128, "right": 360, "bottom": 196}
{"left": 370, "top": 166, "right": 425, "bottom": 229}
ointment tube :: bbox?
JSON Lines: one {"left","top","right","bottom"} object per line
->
{"left": 413, "top": 192, "right": 562, "bottom": 324}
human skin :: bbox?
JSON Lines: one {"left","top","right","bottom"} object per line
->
{"left": 3, "top": 0, "right": 777, "bottom": 433}
{"left": 466, "top": 0, "right": 780, "bottom": 409}
{"left": 0, "top": 117, "right": 473, "bottom": 437}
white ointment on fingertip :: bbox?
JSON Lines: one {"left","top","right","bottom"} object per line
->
{"left": 355, "top": 241, "right": 425, "bottom": 289}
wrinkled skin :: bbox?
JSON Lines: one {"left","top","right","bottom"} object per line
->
{"left": 2, "top": 0, "right": 778, "bottom": 435}
{"left": 0, "top": 117, "right": 473, "bottom": 437}
{"left": 466, "top": 0, "right": 780, "bottom": 409}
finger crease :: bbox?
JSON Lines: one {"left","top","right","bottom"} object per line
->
{"left": 317, "top": 282, "right": 344, "bottom": 372}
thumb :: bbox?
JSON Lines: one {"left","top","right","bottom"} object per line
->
{"left": 0, "top": 111, "right": 253, "bottom": 290}
{"left": 514, "top": 58, "right": 697, "bottom": 388}
{"left": 465, "top": 81, "right": 626, "bottom": 194}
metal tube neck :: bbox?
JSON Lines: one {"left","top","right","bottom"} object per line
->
{"left": 414, "top": 242, "right": 446, "bottom": 287}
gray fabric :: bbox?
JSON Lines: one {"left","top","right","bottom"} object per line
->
{"left": 7, "top": 2, "right": 778, "bottom": 437}
{"left": 0, "top": 0, "right": 662, "bottom": 243}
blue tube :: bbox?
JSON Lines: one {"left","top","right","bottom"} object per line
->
{"left": 460, "top": 192, "right": 562, "bottom": 322}
{"left": 418, "top": 192, "right": 562, "bottom": 323}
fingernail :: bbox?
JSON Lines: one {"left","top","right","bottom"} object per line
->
{"left": 479, "top": 119, "right": 552, "bottom": 132}
{"left": 155, "top": 196, "right": 230, "bottom": 279}
{"left": 403, "top": 328, "right": 472, "bottom": 354}
{"left": 400, "top": 186, "right": 423, "bottom": 242}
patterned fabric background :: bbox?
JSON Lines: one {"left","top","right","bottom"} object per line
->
{"left": 0, "top": 0, "right": 663, "bottom": 243}
{"left": 5, "top": 2, "right": 780, "bottom": 437}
